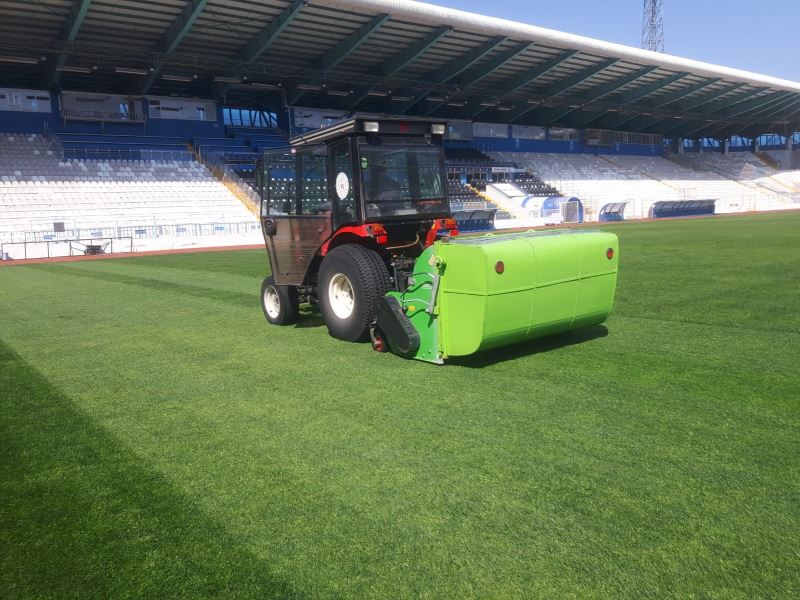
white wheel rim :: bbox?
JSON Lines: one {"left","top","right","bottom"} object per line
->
{"left": 328, "top": 273, "right": 355, "bottom": 319}
{"left": 264, "top": 285, "right": 281, "bottom": 319}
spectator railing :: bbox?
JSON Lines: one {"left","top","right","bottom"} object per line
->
{"left": 60, "top": 110, "right": 147, "bottom": 123}
{"left": 1, "top": 237, "right": 133, "bottom": 260}
{"left": 3, "top": 222, "right": 261, "bottom": 245}
{"left": 61, "top": 148, "right": 196, "bottom": 162}
{"left": 200, "top": 151, "right": 261, "bottom": 214}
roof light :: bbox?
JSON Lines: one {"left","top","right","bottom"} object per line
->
{"left": 390, "top": 96, "right": 411, "bottom": 101}
{"left": 297, "top": 83, "right": 322, "bottom": 91}
{"left": 431, "top": 123, "right": 446, "bottom": 135}
{"left": 0, "top": 56, "right": 39, "bottom": 65}
{"left": 215, "top": 76, "right": 241, "bottom": 84}
{"left": 426, "top": 96, "right": 446, "bottom": 102}
{"left": 115, "top": 67, "right": 149, "bottom": 76}
{"left": 364, "top": 121, "right": 380, "bottom": 133}
{"left": 446, "top": 101, "right": 465, "bottom": 107}
{"left": 327, "top": 89, "right": 351, "bottom": 96}
{"left": 56, "top": 65, "right": 93, "bottom": 74}
{"left": 161, "top": 74, "right": 193, "bottom": 82}
{"left": 367, "top": 90, "right": 389, "bottom": 97}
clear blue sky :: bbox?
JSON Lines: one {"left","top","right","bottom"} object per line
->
{"left": 432, "top": 0, "right": 800, "bottom": 82}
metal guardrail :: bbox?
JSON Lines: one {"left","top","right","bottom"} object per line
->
{"left": 3, "top": 222, "right": 261, "bottom": 245}
{"left": 60, "top": 148, "right": 195, "bottom": 162}
{"left": 199, "top": 151, "right": 262, "bottom": 214}
{"left": 61, "top": 110, "right": 146, "bottom": 123}
{"left": 1, "top": 237, "right": 133, "bottom": 260}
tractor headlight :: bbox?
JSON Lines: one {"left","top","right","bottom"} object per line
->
{"left": 364, "top": 121, "right": 380, "bottom": 133}
{"left": 431, "top": 123, "right": 446, "bottom": 135}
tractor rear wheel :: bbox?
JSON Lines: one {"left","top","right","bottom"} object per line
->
{"left": 261, "top": 276, "right": 299, "bottom": 325}
{"left": 318, "top": 244, "right": 391, "bottom": 342}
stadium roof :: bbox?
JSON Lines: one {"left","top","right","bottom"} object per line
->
{"left": 1, "top": 0, "right": 799, "bottom": 139}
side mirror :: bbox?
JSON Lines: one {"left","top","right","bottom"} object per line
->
{"left": 263, "top": 218, "right": 277, "bottom": 235}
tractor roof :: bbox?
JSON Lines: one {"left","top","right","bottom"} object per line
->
{"left": 289, "top": 115, "right": 446, "bottom": 146}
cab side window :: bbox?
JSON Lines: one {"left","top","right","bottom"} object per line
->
{"left": 330, "top": 140, "right": 356, "bottom": 226}
{"left": 262, "top": 146, "right": 327, "bottom": 216}
{"left": 263, "top": 149, "right": 294, "bottom": 215}
{"left": 297, "top": 148, "right": 328, "bottom": 215}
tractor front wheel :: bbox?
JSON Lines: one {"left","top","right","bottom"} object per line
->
{"left": 318, "top": 244, "right": 391, "bottom": 342}
{"left": 261, "top": 276, "right": 299, "bottom": 325}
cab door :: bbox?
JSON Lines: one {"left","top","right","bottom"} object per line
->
{"left": 261, "top": 146, "right": 333, "bottom": 285}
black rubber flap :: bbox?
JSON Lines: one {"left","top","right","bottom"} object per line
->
{"left": 376, "top": 296, "right": 421, "bottom": 356}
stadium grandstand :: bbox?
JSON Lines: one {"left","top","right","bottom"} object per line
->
{"left": 1, "top": 0, "right": 799, "bottom": 258}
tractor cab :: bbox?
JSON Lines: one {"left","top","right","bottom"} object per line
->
{"left": 257, "top": 116, "right": 455, "bottom": 290}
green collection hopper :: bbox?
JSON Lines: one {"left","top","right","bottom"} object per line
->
{"left": 376, "top": 229, "right": 619, "bottom": 364}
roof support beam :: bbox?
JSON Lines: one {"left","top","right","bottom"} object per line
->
{"left": 505, "top": 57, "right": 618, "bottom": 123}
{"left": 291, "top": 13, "right": 389, "bottom": 107}
{"left": 320, "top": 14, "right": 390, "bottom": 72}
{"left": 570, "top": 71, "right": 689, "bottom": 128}
{"left": 142, "top": 0, "right": 209, "bottom": 94}
{"left": 522, "top": 104, "right": 579, "bottom": 127}
{"left": 621, "top": 114, "right": 674, "bottom": 133}
{"left": 46, "top": 0, "right": 93, "bottom": 86}
{"left": 540, "top": 65, "right": 657, "bottom": 126}
{"left": 218, "top": 0, "right": 305, "bottom": 99}
{"left": 602, "top": 78, "right": 720, "bottom": 129}
{"left": 468, "top": 49, "right": 577, "bottom": 119}
{"left": 664, "top": 82, "right": 748, "bottom": 112}
{"left": 348, "top": 26, "right": 450, "bottom": 108}
{"left": 681, "top": 87, "right": 771, "bottom": 117}
{"left": 647, "top": 78, "right": 721, "bottom": 109}
{"left": 421, "top": 42, "right": 534, "bottom": 116}
{"left": 695, "top": 96, "right": 800, "bottom": 139}
{"left": 400, "top": 36, "right": 506, "bottom": 114}
{"left": 722, "top": 91, "right": 797, "bottom": 119}
{"left": 238, "top": 0, "right": 305, "bottom": 62}
{"left": 668, "top": 119, "right": 731, "bottom": 139}
{"left": 664, "top": 93, "right": 798, "bottom": 138}
{"left": 454, "top": 41, "right": 533, "bottom": 87}
{"left": 381, "top": 26, "right": 450, "bottom": 78}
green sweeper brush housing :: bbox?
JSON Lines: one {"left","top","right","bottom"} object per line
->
{"left": 376, "top": 229, "right": 618, "bottom": 363}
{"left": 256, "top": 115, "right": 619, "bottom": 364}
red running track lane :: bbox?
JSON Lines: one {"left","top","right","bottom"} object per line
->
{"left": 2, "top": 207, "right": 799, "bottom": 267}
{"left": 0, "top": 244, "right": 264, "bottom": 267}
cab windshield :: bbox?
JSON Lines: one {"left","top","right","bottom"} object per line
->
{"left": 358, "top": 137, "right": 447, "bottom": 218}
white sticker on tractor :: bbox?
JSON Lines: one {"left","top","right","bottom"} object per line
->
{"left": 335, "top": 172, "right": 350, "bottom": 199}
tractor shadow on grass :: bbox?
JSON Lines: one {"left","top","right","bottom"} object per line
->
{"left": 294, "top": 310, "right": 325, "bottom": 329}
{"left": 447, "top": 325, "right": 609, "bottom": 368}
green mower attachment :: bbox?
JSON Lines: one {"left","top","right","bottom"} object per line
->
{"left": 374, "top": 228, "right": 619, "bottom": 364}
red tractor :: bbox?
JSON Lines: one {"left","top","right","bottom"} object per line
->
{"left": 257, "top": 116, "right": 457, "bottom": 343}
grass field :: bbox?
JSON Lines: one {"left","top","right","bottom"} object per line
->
{"left": 1, "top": 212, "right": 799, "bottom": 598}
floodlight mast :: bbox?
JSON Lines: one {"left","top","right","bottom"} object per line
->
{"left": 642, "top": 0, "right": 665, "bottom": 53}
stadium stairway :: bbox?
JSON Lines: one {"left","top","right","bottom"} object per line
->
{"left": 483, "top": 182, "right": 532, "bottom": 219}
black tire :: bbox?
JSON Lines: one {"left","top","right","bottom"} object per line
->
{"left": 318, "top": 244, "right": 391, "bottom": 342}
{"left": 260, "top": 276, "right": 299, "bottom": 325}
